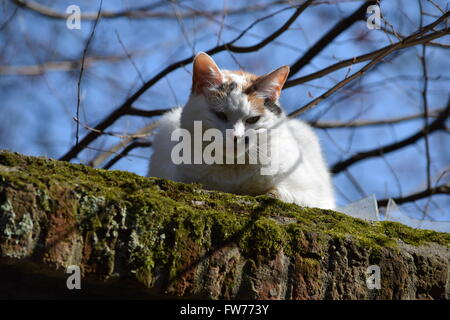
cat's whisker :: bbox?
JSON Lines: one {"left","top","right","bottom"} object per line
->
{"left": 251, "top": 143, "right": 271, "bottom": 163}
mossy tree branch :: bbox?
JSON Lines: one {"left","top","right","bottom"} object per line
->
{"left": 0, "top": 150, "right": 449, "bottom": 299}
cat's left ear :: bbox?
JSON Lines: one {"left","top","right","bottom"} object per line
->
{"left": 254, "top": 66, "right": 289, "bottom": 101}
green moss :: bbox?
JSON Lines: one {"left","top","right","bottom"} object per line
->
{"left": 297, "top": 257, "right": 320, "bottom": 274}
{"left": 380, "top": 221, "right": 450, "bottom": 246}
{"left": 0, "top": 152, "right": 18, "bottom": 167}
{"left": 0, "top": 150, "right": 449, "bottom": 281}
{"left": 241, "top": 217, "right": 286, "bottom": 259}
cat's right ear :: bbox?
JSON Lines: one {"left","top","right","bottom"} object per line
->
{"left": 253, "top": 66, "right": 289, "bottom": 101}
{"left": 192, "top": 52, "right": 223, "bottom": 95}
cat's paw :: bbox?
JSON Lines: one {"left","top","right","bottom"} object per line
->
{"left": 265, "top": 187, "right": 281, "bottom": 199}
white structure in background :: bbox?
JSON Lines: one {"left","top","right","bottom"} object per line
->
{"left": 336, "top": 194, "right": 380, "bottom": 221}
{"left": 384, "top": 199, "right": 450, "bottom": 233}
{"left": 336, "top": 195, "right": 450, "bottom": 233}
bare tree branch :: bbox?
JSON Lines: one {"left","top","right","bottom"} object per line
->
{"left": 284, "top": 29, "right": 450, "bottom": 88}
{"left": 126, "top": 108, "right": 171, "bottom": 118}
{"left": 103, "top": 141, "right": 152, "bottom": 170}
{"left": 380, "top": 25, "right": 450, "bottom": 49}
{"left": 287, "top": 12, "right": 450, "bottom": 118}
{"left": 11, "top": 0, "right": 361, "bottom": 21}
{"left": 288, "top": 0, "right": 377, "bottom": 77}
{"left": 331, "top": 100, "right": 450, "bottom": 174}
{"left": 73, "top": 117, "right": 151, "bottom": 140}
{"left": 378, "top": 183, "right": 450, "bottom": 206}
{"left": 0, "top": 54, "right": 137, "bottom": 75}
{"left": 87, "top": 122, "right": 159, "bottom": 168}
{"left": 59, "top": 0, "right": 314, "bottom": 162}
{"left": 310, "top": 108, "right": 442, "bottom": 128}
{"left": 0, "top": 6, "right": 18, "bottom": 32}
{"left": 11, "top": 0, "right": 185, "bottom": 20}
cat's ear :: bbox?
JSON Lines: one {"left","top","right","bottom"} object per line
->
{"left": 192, "top": 52, "right": 223, "bottom": 95}
{"left": 253, "top": 66, "right": 289, "bottom": 101}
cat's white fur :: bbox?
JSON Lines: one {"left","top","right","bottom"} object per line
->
{"left": 149, "top": 53, "right": 335, "bottom": 209}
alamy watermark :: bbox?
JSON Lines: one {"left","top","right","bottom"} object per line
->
{"left": 66, "top": 265, "right": 81, "bottom": 290}
{"left": 367, "top": 5, "right": 381, "bottom": 30}
{"left": 66, "top": 5, "right": 81, "bottom": 30}
{"left": 170, "top": 121, "right": 278, "bottom": 175}
{"left": 366, "top": 265, "right": 381, "bottom": 290}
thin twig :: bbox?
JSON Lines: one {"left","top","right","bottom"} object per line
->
{"left": 0, "top": 6, "right": 18, "bottom": 32}
{"left": 103, "top": 141, "right": 152, "bottom": 170}
{"left": 87, "top": 122, "right": 160, "bottom": 168}
{"left": 418, "top": 0, "right": 432, "bottom": 192}
{"left": 73, "top": 117, "right": 152, "bottom": 139}
{"left": 75, "top": 0, "right": 103, "bottom": 149}
{"left": 310, "top": 108, "right": 442, "bottom": 128}
{"left": 115, "top": 30, "right": 145, "bottom": 84}
{"left": 0, "top": 53, "right": 142, "bottom": 76}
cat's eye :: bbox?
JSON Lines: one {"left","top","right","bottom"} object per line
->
{"left": 213, "top": 111, "right": 228, "bottom": 122}
{"left": 246, "top": 116, "right": 261, "bottom": 125}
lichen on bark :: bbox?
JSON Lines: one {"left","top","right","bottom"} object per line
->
{"left": 0, "top": 150, "right": 449, "bottom": 299}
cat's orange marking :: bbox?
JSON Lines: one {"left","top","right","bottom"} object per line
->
{"left": 247, "top": 92, "right": 266, "bottom": 113}
{"left": 227, "top": 70, "right": 267, "bottom": 114}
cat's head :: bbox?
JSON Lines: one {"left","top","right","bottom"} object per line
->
{"left": 181, "top": 52, "right": 289, "bottom": 156}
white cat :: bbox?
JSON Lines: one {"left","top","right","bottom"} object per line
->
{"left": 149, "top": 52, "right": 335, "bottom": 209}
